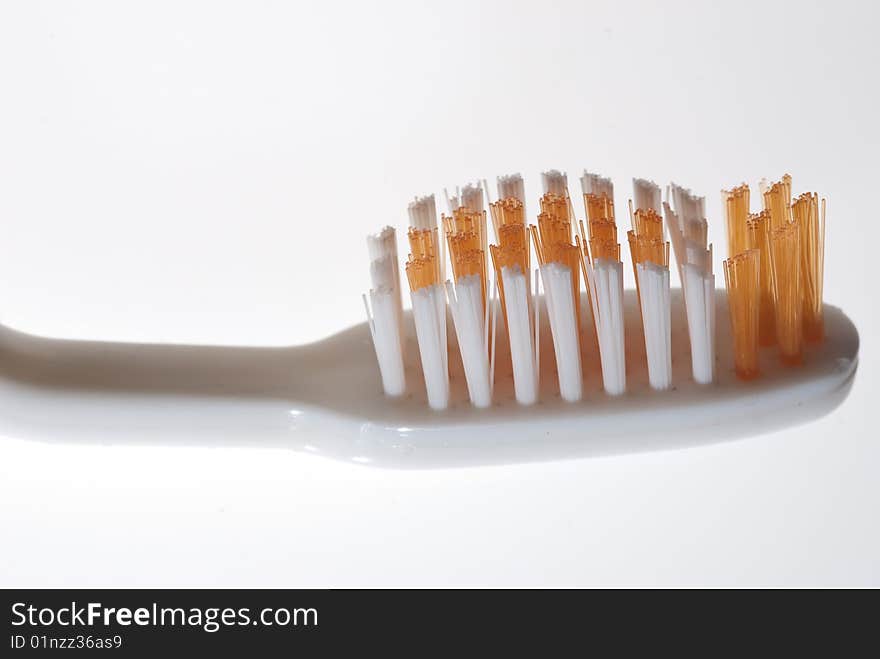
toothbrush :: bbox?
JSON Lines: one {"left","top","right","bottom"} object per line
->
{"left": 0, "top": 171, "right": 856, "bottom": 469}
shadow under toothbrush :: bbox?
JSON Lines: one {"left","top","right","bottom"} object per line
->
{"left": 0, "top": 290, "right": 859, "bottom": 469}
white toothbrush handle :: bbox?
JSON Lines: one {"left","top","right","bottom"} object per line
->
{"left": 0, "top": 323, "right": 318, "bottom": 446}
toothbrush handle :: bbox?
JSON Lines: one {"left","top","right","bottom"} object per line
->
{"left": 0, "top": 323, "right": 312, "bottom": 446}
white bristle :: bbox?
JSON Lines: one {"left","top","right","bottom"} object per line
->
{"left": 664, "top": 194, "right": 716, "bottom": 385}
{"left": 580, "top": 171, "right": 614, "bottom": 199}
{"left": 446, "top": 275, "right": 491, "bottom": 408}
{"left": 501, "top": 265, "right": 538, "bottom": 406}
{"left": 369, "top": 257, "right": 397, "bottom": 293}
{"left": 496, "top": 173, "right": 525, "bottom": 204}
{"left": 363, "top": 289, "right": 406, "bottom": 397}
{"left": 636, "top": 262, "right": 672, "bottom": 391}
{"left": 585, "top": 258, "right": 626, "bottom": 396}
{"left": 633, "top": 178, "right": 662, "bottom": 213}
{"left": 364, "top": 227, "right": 405, "bottom": 397}
{"left": 668, "top": 183, "right": 706, "bottom": 236}
{"left": 540, "top": 262, "right": 582, "bottom": 402}
{"left": 447, "top": 182, "right": 484, "bottom": 214}
{"left": 682, "top": 263, "right": 716, "bottom": 385}
{"left": 685, "top": 243, "right": 712, "bottom": 272}
{"left": 407, "top": 194, "right": 438, "bottom": 230}
{"left": 533, "top": 268, "right": 541, "bottom": 379}
{"left": 367, "top": 229, "right": 397, "bottom": 289}
{"left": 411, "top": 283, "right": 449, "bottom": 410}
{"left": 489, "top": 277, "right": 499, "bottom": 399}
{"left": 662, "top": 201, "right": 685, "bottom": 279}
{"left": 541, "top": 169, "right": 569, "bottom": 196}
{"left": 367, "top": 225, "right": 396, "bottom": 264}
{"left": 367, "top": 226, "right": 402, "bottom": 318}
{"left": 668, "top": 183, "right": 708, "bottom": 256}
{"left": 381, "top": 175, "right": 722, "bottom": 408}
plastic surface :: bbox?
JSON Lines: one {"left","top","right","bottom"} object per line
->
{"left": 0, "top": 290, "right": 859, "bottom": 468}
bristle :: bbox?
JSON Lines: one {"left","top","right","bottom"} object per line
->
{"left": 446, "top": 275, "right": 492, "bottom": 408}
{"left": 363, "top": 289, "right": 406, "bottom": 397}
{"left": 632, "top": 178, "right": 661, "bottom": 214}
{"left": 636, "top": 262, "right": 672, "bottom": 390}
{"left": 581, "top": 176, "right": 617, "bottom": 247}
{"left": 489, "top": 222, "right": 530, "bottom": 314}
{"left": 489, "top": 208, "right": 537, "bottom": 406}
{"left": 668, "top": 183, "right": 706, "bottom": 241}
{"left": 410, "top": 283, "right": 449, "bottom": 410}
{"left": 366, "top": 168, "right": 827, "bottom": 410}
{"left": 489, "top": 277, "right": 499, "bottom": 399}
{"left": 367, "top": 226, "right": 402, "bottom": 318}
{"left": 720, "top": 174, "right": 822, "bottom": 372}
{"left": 406, "top": 227, "right": 441, "bottom": 289}
{"left": 587, "top": 223, "right": 620, "bottom": 261}
{"left": 761, "top": 174, "right": 793, "bottom": 229}
{"left": 723, "top": 250, "right": 760, "bottom": 380}
{"left": 540, "top": 262, "right": 582, "bottom": 402}
{"left": 577, "top": 177, "right": 626, "bottom": 394}
{"left": 496, "top": 173, "right": 525, "bottom": 206}
{"left": 588, "top": 240, "right": 620, "bottom": 263}
{"left": 405, "top": 228, "right": 449, "bottom": 409}
{"left": 628, "top": 221, "right": 667, "bottom": 269}
{"left": 666, "top": 183, "right": 709, "bottom": 271}
{"left": 363, "top": 226, "right": 405, "bottom": 397}
{"left": 681, "top": 261, "right": 716, "bottom": 385}
{"left": 443, "top": 207, "right": 488, "bottom": 283}
{"left": 583, "top": 255, "right": 626, "bottom": 396}
{"left": 628, "top": 206, "right": 672, "bottom": 391}
{"left": 407, "top": 194, "right": 438, "bottom": 231}
{"left": 538, "top": 182, "right": 577, "bottom": 236}
{"left": 769, "top": 220, "right": 803, "bottom": 365}
{"left": 631, "top": 208, "right": 664, "bottom": 240}
{"left": 541, "top": 169, "right": 569, "bottom": 197}
{"left": 745, "top": 210, "right": 776, "bottom": 345}
{"left": 539, "top": 193, "right": 572, "bottom": 224}
{"left": 367, "top": 225, "right": 397, "bottom": 268}
{"left": 663, "top": 191, "right": 715, "bottom": 385}
{"left": 443, "top": 204, "right": 492, "bottom": 408}
{"left": 532, "top": 203, "right": 582, "bottom": 402}
{"left": 792, "top": 192, "right": 826, "bottom": 341}
{"left": 723, "top": 184, "right": 750, "bottom": 258}
{"left": 498, "top": 263, "right": 539, "bottom": 405}
{"left": 584, "top": 195, "right": 615, "bottom": 224}
{"left": 446, "top": 181, "right": 484, "bottom": 214}
{"left": 627, "top": 232, "right": 668, "bottom": 267}
{"left": 489, "top": 197, "right": 538, "bottom": 405}
{"left": 580, "top": 171, "right": 614, "bottom": 200}
{"left": 488, "top": 196, "right": 526, "bottom": 243}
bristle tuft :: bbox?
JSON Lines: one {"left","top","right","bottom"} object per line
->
{"left": 723, "top": 250, "right": 760, "bottom": 380}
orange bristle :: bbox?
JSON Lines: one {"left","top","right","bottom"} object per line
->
{"left": 791, "top": 192, "right": 826, "bottom": 342}
{"left": 746, "top": 210, "right": 776, "bottom": 346}
{"left": 769, "top": 220, "right": 803, "bottom": 365}
{"left": 723, "top": 249, "right": 761, "bottom": 380}
{"left": 405, "top": 227, "right": 441, "bottom": 291}
{"left": 627, "top": 208, "right": 670, "bottom": 303}
{"left": 583, "top": 193, "right": 615, "bottom": 225}
{"left": 489, "top": 196, "right": 525, "bottom": 241}
{"left": 444, "top": 206, "right": 489, "bottom": 308}
{"left": 723, "top": 183, "right": 751, "bottom": 258}
{"left": 761, "top": 174, "right": 793, "bottom": 229}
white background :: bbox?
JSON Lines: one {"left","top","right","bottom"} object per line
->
{"left": 0, "top": 0, "right": 877, "bottom": 586}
